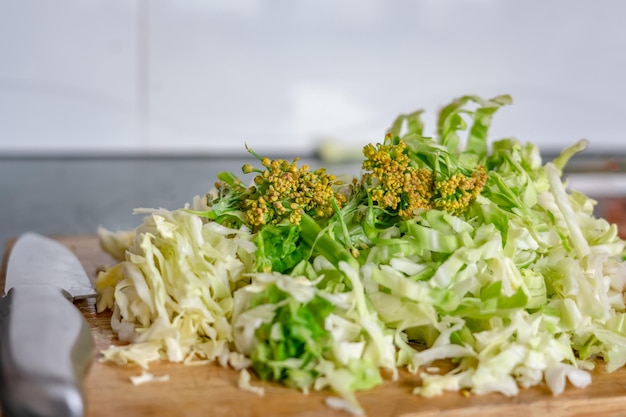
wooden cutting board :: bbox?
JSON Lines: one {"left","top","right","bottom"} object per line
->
{"left": 2, "top": 235, "right": 626, "bottom": 417}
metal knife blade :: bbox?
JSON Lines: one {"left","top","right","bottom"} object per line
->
{"left": 5, "top": 233, "right": 96, "bottom": 300}
{"left": 0, "top": 233, "right": 95, "bottom": 417}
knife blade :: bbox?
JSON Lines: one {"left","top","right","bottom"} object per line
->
{"left": 0, "top": 233, "right": 96, "bottom": 417}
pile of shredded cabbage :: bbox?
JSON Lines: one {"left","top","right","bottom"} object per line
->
{"left": 96, "top": 96, "right": 626, "bottom": 415}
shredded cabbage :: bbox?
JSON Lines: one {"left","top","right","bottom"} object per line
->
{"left": 129, "top": 370, "right": 170, "bottom": 385}
{"left": 97, "top": 208, "right": 256, "bottom": 369}
{"left": 96, "top": 95, "right": 626, "bottom": 415}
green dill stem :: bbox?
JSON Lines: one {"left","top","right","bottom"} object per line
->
{"left": 330, "top": 197, "right": 355, "bottom": 251}
{"left": 217, "top": 171, "right": 241, "bottom": 187}
{"left": 245, "top": 143, "right": 264, "bottom": 162}
{"left": 299, "top": 213, "right": 359, "bottom": 270}
{"left": 362, "top": 195, "right": 380, "bottom": 241}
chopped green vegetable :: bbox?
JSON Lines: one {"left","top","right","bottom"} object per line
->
{"left": 96, "top": 94, "right": 626, "bottom": 415}
{"left": 248, "top": 284, "right": 334, "bottom": 389}
{"left": 254, "top": 223, "right": 305, "bottom": 273}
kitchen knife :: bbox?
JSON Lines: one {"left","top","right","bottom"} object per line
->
{"left": 0, "top": 233, "right": 96, "bottom": 417}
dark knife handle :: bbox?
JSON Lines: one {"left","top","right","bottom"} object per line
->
{"left": 0, "top": 286, "right": 94, "bottom": 417}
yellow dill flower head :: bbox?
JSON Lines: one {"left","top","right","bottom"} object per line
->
{"left": 361, "top": 137, "right": 487, "bottom": 217}
{"left": 240, "top": 156, "right": 346, "bottom": 228}
{"left": 361, "top": 139, "right": 435, "bottom": 218}
{"left": 432, "top": 165, "right": 488, "bottom": 215}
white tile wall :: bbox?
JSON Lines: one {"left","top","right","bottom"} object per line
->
{"left": 0, "top": 0, "right": 625, "bottom": 155}
{"left": 0, "top": 0, "right": 138, "bottom": 151}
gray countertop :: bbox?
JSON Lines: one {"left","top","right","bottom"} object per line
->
{"left": 2, "top": 155, "right": 625, "bottom": 256}
{"left": 0, "top": 157, "right": 237, "bottom": 253}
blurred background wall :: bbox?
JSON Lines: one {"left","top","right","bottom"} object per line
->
{"left": 1, "top": 0, "right": 625, "bottom": 156}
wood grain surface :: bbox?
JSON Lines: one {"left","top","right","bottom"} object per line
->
{"left": 3, "top": 235, "right": 626, "bottom": 417}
